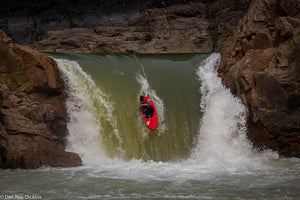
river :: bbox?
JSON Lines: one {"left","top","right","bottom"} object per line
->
{"left": 0, "top": 53, "right": 299, "bottom": 200}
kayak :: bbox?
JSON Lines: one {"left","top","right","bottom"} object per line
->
{"left": 141, "top": 96, "right": 158, "bottom": 131}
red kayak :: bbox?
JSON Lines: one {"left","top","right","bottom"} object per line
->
{"left": 140, "top": 96, "right": 158, "bottom": 131}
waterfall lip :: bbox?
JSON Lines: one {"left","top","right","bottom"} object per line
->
{"left": 53, "top": 53, "right": 278, "bottom": 169}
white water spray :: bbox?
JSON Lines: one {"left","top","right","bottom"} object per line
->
{"left": 55, "top": 58, "right": 122, "bottom": 164}
{"left": 190, "top": 53, "right": 278, "bottom": 167}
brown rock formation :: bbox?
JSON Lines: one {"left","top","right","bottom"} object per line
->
{"left": 0, "top": 0, "right": 205, "bottom": 45}
{"left": 31, "top": 1, "right": 251, "bottom": 54}
{"left": 218, "top": 0, "right": 300, "bottom": 157}
{"left": 31, "top": 3, "right": 213, "bottom": 53}
{"left": 0, "top": 30, "right": 82, "bottom": 168}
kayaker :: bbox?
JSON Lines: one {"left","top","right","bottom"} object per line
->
{"left": 139, "top": 96, "right": 154, "bottom": 119}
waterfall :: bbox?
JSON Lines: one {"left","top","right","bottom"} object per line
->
{"left": 190, "top": 53, "right": 278, "bottom": 168}
{"left": 55, "top": 58, "right": 122, "bottom": 164}
{"left": 53, "top": 53, "right": 278, "bottom": 166}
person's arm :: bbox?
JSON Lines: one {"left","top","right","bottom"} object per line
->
{"left": 142, "top": 101, "right": 151, "bottom": 107}
{"left": 140, "top": 103, "right": 146, "bottom": 111}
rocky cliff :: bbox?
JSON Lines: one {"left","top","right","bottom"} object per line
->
{"left": 218, "top": 0, "right": 300, "bottom": 157}
{"left": 31, "top": 1, "right": 250, "bottom": 53}
{"left": 32, "top": 2, "right": 213, "bottom": 53}
{"left": 0, "top": 0, "right": 214, "bottom": 45}
{"left": 0, "top": 0, "right": 251, "bottom": 53}
{"left": 0, "top": 30, "right": 82, "bottom": 168}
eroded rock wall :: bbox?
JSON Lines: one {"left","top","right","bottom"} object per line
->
{"left": 31, "top": 2, "right": 213, "bottom": 53}
{"left": 0, "top": 0, "right": 210, "bottom": 45}
{"left": 31, "top": 1, "right": 251, "bottom": 53}
{"left": 218, "top": 0, "right": 300, "bottom": 157}
{"left": 0, "top": 30, "right": 82, "bottom": 168}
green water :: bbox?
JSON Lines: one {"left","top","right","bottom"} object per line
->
{"left": 51, "top": 53, "right": 205, "bottom": 162}
{"left": 0, "top": 53, "right": 299, "bottom": 200}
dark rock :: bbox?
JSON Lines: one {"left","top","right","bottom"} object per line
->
{"left": 0, "top": 123, "right": 8, "bottom": 168}
{"left": 0, "top": 0, "right": 206, "bottom": 45}
{"left": 0, "top": 0, "right": 249, "bottom": 54}
{"left": 31, "top": 3, "right": 215, "bottom": 53}
{"left": 279, "top": 0, "right": 300, "bottom": 16}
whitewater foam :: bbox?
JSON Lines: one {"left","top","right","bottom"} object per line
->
{"left": 190, "top": 53, "right": 278, "bottom": 168}
{"left": 55, "top": 53, "right": 278, "bottom": 170}
{"left": 55, "top": 58, "right": 122, "bottom": 164}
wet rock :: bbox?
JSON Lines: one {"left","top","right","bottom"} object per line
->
{"left": 0, "top": 30, "right": 82, "bottom": 168}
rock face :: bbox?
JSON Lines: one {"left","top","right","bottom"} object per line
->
{"left": 32, "top": 3, "right": 213, "bottom": 53}
{"left": 0, "top": 30, "right": 82, "bottom": 168}
{"left": 0, "top": 0, "right": 209, "bottom": 45}
{"left": 218, "top": 0, "right": 300, "bottom": 157}
{"left": 206, "top": 0, "right": 251, "bottom": 51}
{"left": 31, "top": 1, "right": 251, "bottom": 53}
{"left": 1, "top": 0, "right": 251, "bottom": 53}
